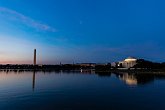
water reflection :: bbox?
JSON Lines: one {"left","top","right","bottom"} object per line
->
{"left": 95, "top": 72, "right": 111, "bottom": 77}
{"left": 115, "top": 72, "right": 165, "bottom": 86}
{"left": 0, "top": 70, "right": 165, "bottom": 110}
{"left": 118, "top": 73, "right": 138, "bottom": 86}
{"left": 0, "top": 69, "right": 165, "bottom": 87}
{"left": 32, "top": 71, "right": 35, "bottom": 91}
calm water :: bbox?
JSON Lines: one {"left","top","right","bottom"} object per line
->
{"left": 0, "top": 70, "right": 165, "bottom": 110}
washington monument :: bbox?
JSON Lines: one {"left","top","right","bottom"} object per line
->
{"left": 34, "top": 49, "right": 36, "bottom": 65}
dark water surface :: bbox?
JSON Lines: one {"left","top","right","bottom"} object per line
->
{"left": 0, "top": 70, "right": 165, "bottom": 110}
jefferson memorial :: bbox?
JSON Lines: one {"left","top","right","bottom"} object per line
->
{"left": 118, "top": 57, "right": 137, "bottom": 68}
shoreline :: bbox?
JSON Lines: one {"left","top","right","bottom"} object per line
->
{"left": 0, "top": 68, "right": 165, "bottom": 74}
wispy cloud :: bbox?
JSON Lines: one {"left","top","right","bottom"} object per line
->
{"left": 0, "top": 7, "right": 57, "bottom": 32}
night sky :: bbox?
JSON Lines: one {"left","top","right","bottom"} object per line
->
{"left": 0, "top": 0, "right": 165, "bottom": 64}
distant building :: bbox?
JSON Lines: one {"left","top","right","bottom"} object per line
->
{"left": 111, "top": 62, "right": 117, "bottom": 67}
{"left": 76, "top": 63, "right": 96, "bottom": 67}
{"left": 118, "top": 57, "right": 137, "bottom": 68}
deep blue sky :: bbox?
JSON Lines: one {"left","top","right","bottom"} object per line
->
{"left": 0, "top": 0, "right": 165, "bottom": 64}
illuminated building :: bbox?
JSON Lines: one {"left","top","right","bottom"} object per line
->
{"left": 118, "top": 57, "right": 137, "bottom": 68}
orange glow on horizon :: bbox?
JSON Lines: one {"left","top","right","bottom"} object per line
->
{"left": 0, "top": 60, "right": 32, "bottom": 64}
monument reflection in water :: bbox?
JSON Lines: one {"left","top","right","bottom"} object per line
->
{"left": 116, "top": 72, "right": 157, "bottom": 86}
{"left": 0, "top": 70, "right": 165, "bottom": 110}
